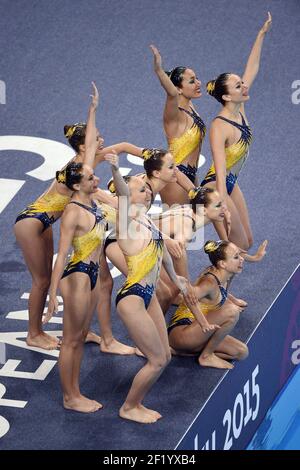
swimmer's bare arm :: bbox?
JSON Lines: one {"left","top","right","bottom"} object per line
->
{"left": 162, "top": 246, "right": 189, "bottom": 294}
{"left": 242, "top": 12, "right": 272, "bottom": 91}
{"left": 162, "top": 236, "right": 184, "bottom": 259}
{"left": 105, "top": 153, "right": 129, "bottom": 197}
{"left": 94, "top": 143, "right": 143, "bottom": 167}
{"left": 105, "top": 153, "right": 132, "bottom": 234}
{"left": 93, "top": 188, "right": 118, "bottom": 209}
{"left": 84, "top": 82, "right": 100, "bottom": 167}
{"left": 210, "top": 120, "right": 228, "bottom": 202}
{"left": 150, "top": 45, "right": 181, "bottom": 133}
{"left": 151, "top": 207, "right": 186, "bottom": 221}
{"left": 175, "top": 169, "right": 195, "bottom": 193}
{"left": 162, "top": 247, "right": 200, "bottom": 306}
{"left": 209, "top": 119, "right": 231, "bottom": 236}
{"left": 44, "top": 207, "right": 77, "bottom": 323}
{"left": 162, "top": 245, "right": 198, "bottom": 303}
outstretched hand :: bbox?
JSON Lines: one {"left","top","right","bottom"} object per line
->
{"left": 261, "top": 12, "right": 272, "bottom": 34}
{"left": 43, "top": 296, "right": 59, "bottom": 324}
{"left": 90, "top": 81, "right": 99, "bottom": 110}
{"left": 254, "top": 239, "right": 268, "bottom": 261}
{"left": 150, "top": 44, "right": 163, "bottom": 72}
{"left": 104, "top": 152, "right": 119, "bottom": 169}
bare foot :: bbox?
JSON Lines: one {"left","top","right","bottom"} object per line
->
{"left": 135, "top": 348, "right": 146, "bottom": 358}
{"left": 85, "top": 331, "right": 102, "bottom": 345}
{"left": 100, "top": 338, "right": 135, "bottom": 355}
{"left": 27, "top": 332, "right": 59, "bottom": 350}
{"left": 198, "top": 353, "right": 234, "bottom": 369}
{"left": 92, "top": 400, "right": 103, "bottom": 409}
{"left": 47, "top": 334, "right": 61, "bottom": 348}
{"left": 63, "top": 395, "right": 103, "bottom": 413}
{"left": 138, "top": 404, "right": 162, "bottom": 421}
{"left": 47, "top": 338, "right": 60, "bottom": 348}
{"left": 119, "top": 404, "right": 158, "bottom": 424}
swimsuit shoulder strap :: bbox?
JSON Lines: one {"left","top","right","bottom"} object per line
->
{"left": 69, "top": 200, "right": 96, "bottom": 214}
{"left": 215, "top": 114, "right": 247, "bottom": 131}
{"left": 239, "top": 112, "right": 247, "bottom": 126}
{"left": 203, "top": 271, "right": 228, "bottom": 302}
{"left": 203, "top": 271, "right": 222, "bottom": 286}
{"left": 69, "top": 200, "right": 103, "bottom": 228}
{"left": 138, "top": 217, "right": 163, "bottom": 241}
{"left": 178, "top": 107, "right": 206, "bottom": 132}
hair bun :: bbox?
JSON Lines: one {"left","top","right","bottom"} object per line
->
{"left": 188, "top": 187, "right": 199, "bottom": 200}
{"left": 56, "top": 169, "right": 66, "bottom": 184}
{"left": 206, "top": 80, "right": 216, "bottom": 96}
{"left": 64, "top": 125, "right": 71, "bottom": 137}
{"left": 64, "top": 125, "right": 76, "bottom": 139}
{"left": 64, "top": 122, "right": 86, "bottom": 139}
{"left": 142, "top": 148, "right": 153, "bottom": 161}
{"left": 188, "top": 186, "right": 210, "bottom": 201}
{"left": 204, "top": 240, "right": 218, "bottom": 253}
{"left": 142, "top": 148, "right": 163, "bottom": 161}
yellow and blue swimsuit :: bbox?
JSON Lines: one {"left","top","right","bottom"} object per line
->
{"left": 61, "top": 201, "right": 111, "bottom": 290}
{"left": 169, "top": 107, "right": 206, "bottom": 183}
{"left": 168, "top": 271, "right": 228, "bottom": 333}
{"left": 116, "top": 218, "right": 164, "bottom": 309}
{"left": 201, "top": 113, "right": 252, "bottom": 195}
{"left": 15, "top": 190, "right": 71, "bottom": 232}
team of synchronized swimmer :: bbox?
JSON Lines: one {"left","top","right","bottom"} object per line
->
{"left": 14, "top": 14, "right": 271, "bottom": 423}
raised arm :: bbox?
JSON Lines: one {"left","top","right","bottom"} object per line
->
{"left": 242, "top": 12, "right": 272, "bottom": 90}
{"left": 44, "top": 208, "right": 77, "bottom": 323}
{"left": 104, "top": 153, "right": 129, "bottom": 197}
{"left": 104, "top": 152, "right": 131, "bottom": 237}
{"left": 84, "top": 82, "right": 100, "bottom": 167}
{"left": 150, "top": 44, "right": 181, "bottom": 128}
